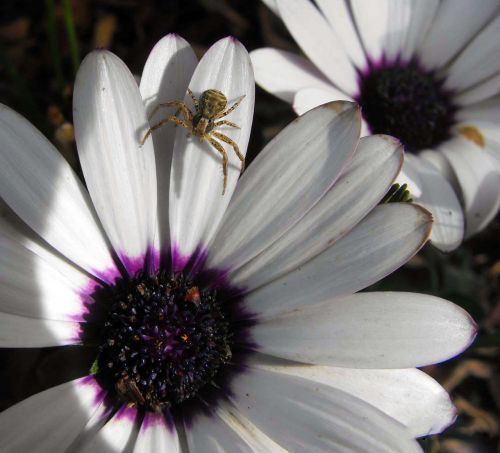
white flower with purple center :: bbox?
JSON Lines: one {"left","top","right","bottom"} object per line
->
{"left": 0, "top": 35, "right": 476, "bottom": 452}
{"left": 252, "top": 0, "right": 500, "bottom": 251}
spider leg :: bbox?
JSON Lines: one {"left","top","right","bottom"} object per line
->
{"left": 207, "top": 136, "right": 229, "bottom": 195}
{"left": 148, "top": 101, "right": 193, "bottom": 122}
{"left": 211, "top": 131, "right": 245, "bottom": 172}
{"left": 215, "top": 95, "right": 246, "bottom": 119}
{"left": 214, "top": 120, "right": 240, "bottom": 129}
{"left": 187, "top": 88, "right": 200, "bottom": 112}
{"left": 140, "top": 116, "right": 191, "bottom": 146}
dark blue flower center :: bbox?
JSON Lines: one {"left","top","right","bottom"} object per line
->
{"left": 91, "top": 271, "right": 236, "bottom": 411}
{"left": 356, "top": 61, "right": 456, "bottom": 152}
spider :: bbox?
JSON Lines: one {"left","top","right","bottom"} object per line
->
{"left": 141, "top": 88, "right": 246, "bottom": 195}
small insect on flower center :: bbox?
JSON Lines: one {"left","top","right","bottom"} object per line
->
{"left": 356, "top": 61, "right": 456, "bottom": 152}
{"left": 91, "top": 272, "right": 233, "bottom": 412}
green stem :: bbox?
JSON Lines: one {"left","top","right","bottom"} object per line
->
{"left": 62, "top": 0, "right": 80, "bottom": 76}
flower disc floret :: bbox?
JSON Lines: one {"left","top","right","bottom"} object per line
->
{"left": 92, "top": 271, "right": 233, "bottom": 411}
{"left": 356, "top": 61, "right": 457, "bottom": 152}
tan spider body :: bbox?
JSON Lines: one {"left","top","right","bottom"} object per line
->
{"left": 141, "top": 88, "right": 246, "bottom": 194}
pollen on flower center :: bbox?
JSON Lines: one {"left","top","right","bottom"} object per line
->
{"left": 356, "top": 61, "right": 457, "bottom": 152}
{"left": 91, "top": 271, "right": 234, "bottom": 412}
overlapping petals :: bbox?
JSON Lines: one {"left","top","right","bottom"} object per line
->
{"left": 252, "top": 0, "right": 500, "bottom": 245}
{"left": 0, "top": 35, "right": 477, "bottom": 452}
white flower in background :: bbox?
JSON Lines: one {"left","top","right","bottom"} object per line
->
{"left": 0, "top": 34, "right": 475, "bottom": 452}
{"left": 252, "top": 0, "right": 500, "bottom": 251}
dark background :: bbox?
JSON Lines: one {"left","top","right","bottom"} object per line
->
{"left": 0, "top": 1, "right": 499, "bottom": 451}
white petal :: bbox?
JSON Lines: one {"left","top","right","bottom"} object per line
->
{"left": 0, "top": 377, "right": 107, "bottom": 453}
{"left": 400, "top": 0, "right": 440, "bottom": 62}
{"left": 439, "top": 136, "right": 500, "bottom": 236}
{"left": 351, "top": 0, "right": 411, "bottom": 62}
{"left": 169, "top": 37, "right": 254, "bottom": 270}
{"left": 276, "top": 0, "right": 358, "bottom": 94}
{"left": 186, "top": 408, "right": 251, "bottom": 452}
{"left": 0, "top": 104, "right": 117, "bottom": 282}
{"left": 293, "top": 86, "right": 352, "bottom": 115}
{"left": 457, "top": 95, "right": 500, "bottom": 123}
{"left": 454, "top": 72, "right": 500, "bottom": 106}
{"left": 454, "top": 121, "right": 500, "bottom": 155}
{"left": 231, "top": 135, "right": 403, "bottom": 291}
{"left": 419, "top": 148, "right": 460, "bottom": 191}
{"left": 252, "top": 292, "right": 476, "bottom": 368}
{"left": 314, "top": 0, "right": 367, "bottom": 69}
{"left": 0, "top": 220, "right": 99, "bottom": 321}
{"left": 228, "top": 367, "right": 422, "bottom": 452}
{"left": 250, "top": 48, "right": 336, "bottom": 103}
{"left": 0, "top": 311, "right": 81, "bottom": 347}
{"left": 250, "top": 357, "right": 456, "bottom": 437}
{"left": 445, "top": 15, "right": 500, "bottom": 91}
{"left": 133, "top": 412, "right": 180, "bottom": 453}
{"left": 77, "top": 406, "right": 138, "bottom": 453}
{"left": 417, "top": 0, "right": 499, "bottom": 70}
{"left": 140, "top": 34, "right": 198, "bottom": 258}
{"left": 261, "top": 0, "right": 278, "bottom": 15}
{"left": 206, "top": 102, "right": 360, "bottom": 274}
{"left": 244, "top": 203, "right": 431, "bottom": 318}
{"left": 73, "top": 50, "right": 157, "bottom": 275}
{"left": 213, "top": 402, "right": 286, "bottom": 452}
{"left": 400, "top": 155, "right": 464, "bottom": 252}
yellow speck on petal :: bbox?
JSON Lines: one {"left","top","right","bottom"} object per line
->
{"left": 458, "top": 125, "right": 485, "bottom": 148}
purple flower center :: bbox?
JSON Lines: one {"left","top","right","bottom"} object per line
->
{"left": 90, "top": 270, "right": 237, "bottom": 412}
{"left": 356, "top": 60, "right": 456, "bottom": 152}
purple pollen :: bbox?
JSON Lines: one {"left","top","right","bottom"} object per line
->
{"left": 91, "top": 271, "right": 235, "bottom": 412}
{"left": 356, "top": 59, "right": 457, "bottom": 152}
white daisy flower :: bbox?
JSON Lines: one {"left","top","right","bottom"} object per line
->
{"left": 252, "top": 0, "right": 500, "bottom": 251}
{"left": 0, "top": 35, "right": 475, "bottom": 452}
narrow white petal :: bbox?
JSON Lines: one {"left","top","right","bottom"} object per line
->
{"left": 276, "top": 0, "right": 358, "bottom": 94}
{"left": 457, "top": 95, "right": 500, "bottom": 123}
{"left": 418, "top": 0, "right": 499, "bottom": 69}
{"left": 253, "top": 292, "right": 476, "bottom": 368}
{"left": 400, "top": 0, "right": 440, "bottom": 62}
{"left": 73, "top": 50, "right": 157, "bottom": 275}
{"left": 186, "top": 409, "right": 251, "bottom": 452}
{"left": 77, "top": 406, "right": 138, "bottom": 453}
{"left": 206, "top": 102, "right": 360, "bottom": 274}
{"left": 315, "top": 0, "right": 367, "bottom": 69}
{"left": 453, "top": 121, "right": 500, "bottom": 157}
{"left": 231, "top": 135, "right": 403, "bottom": 291}
{"left": 244, "top": 203, "right": 431, "bottom": 318}
{"left": 250, "top": 357, "right": 456, "bottom": 437}
{"left": 0, "top": 311, "right": 81, "bottom": 347}
{"left": 351, "top": 0, "right": 411, "bottom": 62}
{"left": 293, "top": 86, "right": 352, "bottom": 115}
{"left": 261, "top": 0, "right": 278, "bottom": 14}
{"left": 439, "top": 136, "right": 500, "bottom": 236}
{"left": 399, "top": 155, "right": 464, "bottom": 252}
{"left": 213, "top": 402, "right": 286, "bottom": 452}
{"left": 169, "top": 37, "right": 254, "bottom": 269}
{"left": 419, "top": 148, "right": 460, "bottom": 192}
{"left": 133, "top": 412, "right": 180, "bottom": 453}
{"left": 445, "top": 16, "right": 500, "bottom": 91}
{"left": 454, "top": 72, "right": 500, "bottom": 106}
{"left": 228, "top": 367, "right": 422, "bottom": 452}
{"left": 250, "top": 48, "right": 336, "bottom": 103}
{"left": 140, "top": 34, "right": 198, "bottom": 257}
{"left": 0, "top": 104, "right": 117, "bottom": 282}
{"left": 0, "top": 377, "right": 106, "bottom": 453}
{"left": 0, "top": 220, "right": 99, "bottom": 321}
